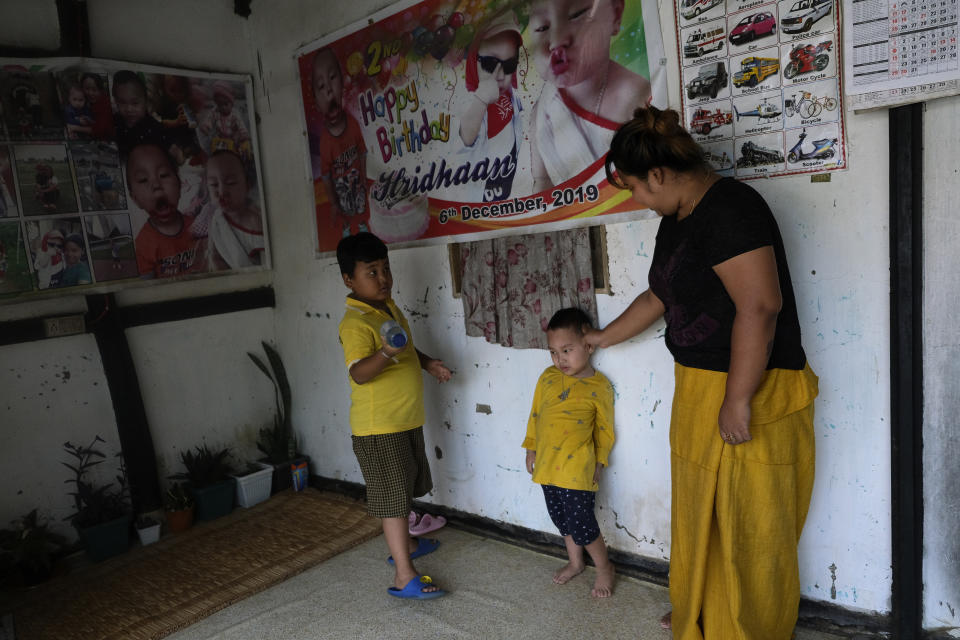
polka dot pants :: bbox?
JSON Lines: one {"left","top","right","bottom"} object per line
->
{"left": 541, "top": 484, "right": 600, "bottom": 546}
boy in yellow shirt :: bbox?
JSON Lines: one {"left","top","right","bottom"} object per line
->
{"left": 336, "top": 232, "right": 452, "bottom": 599}
{"left": 523, "top": 307, "right": 616, "bottom": 598}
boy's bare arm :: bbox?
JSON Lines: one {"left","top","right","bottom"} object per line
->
{"left": 416, "top": 348, "right": 452, "bottom": 383}
{"left": 349, "top": 341, "right": 404, "bottom": 384}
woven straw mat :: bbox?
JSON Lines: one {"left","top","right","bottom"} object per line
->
{"left": 11, "top": 489, "right": 380, "bottom": 640}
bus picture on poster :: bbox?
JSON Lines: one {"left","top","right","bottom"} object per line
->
{"left": 297, "top": 0, "right": 668, "bottom": 255}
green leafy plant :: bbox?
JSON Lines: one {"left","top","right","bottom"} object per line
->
{"left": 62, "top": 435, "right": 131, "bottom": 529}
{"left": 248, "top": 341, "right": 297, "bottom": 463}
{"left": 135, "top": 515, "right": 159, "bottom": 529}
{"left": 168, "top": 444, "right": 234, "bottom": 489}
{"left": 0, "top": 509, "right": 67, "bottom": 585}
{"left": 164, "top": 483, "right": 194, "bottom": 511}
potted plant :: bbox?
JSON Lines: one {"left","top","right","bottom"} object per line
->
{"left": 134, "top": 515, "right": 161, "bottom": 546}
{"left": 169, "top": 444, "right": 235, "bottom": 522}
{"left": 230, "top": 461, "right": 273, "bottom": 508}
{"left": 248, "top": 341, "right": 309, "bottom": 493}
{"left": 164, "top": 483, "right": 195, "bottom": 533}
{"left": 62, "top": 435, "right": 132, "bottom": 562}
{"left": 0, "top": 509, "right": 67, "bottom": 586}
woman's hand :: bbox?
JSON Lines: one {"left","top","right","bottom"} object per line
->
{"left": 718, "top": 398, "right": 752, "bottom": 445}
{"left": 525, "top": 449, "right": 536, "bottom": 475}
{"left": 583, "top": 327, "right": 605, "bottom": 349}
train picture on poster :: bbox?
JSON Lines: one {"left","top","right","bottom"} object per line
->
{"left": 734, "top": 131, "right": 786, "bottom": 175}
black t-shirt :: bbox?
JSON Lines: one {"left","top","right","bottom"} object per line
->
{"left": 648, "top": 177, "right": 806, "bottom": 372}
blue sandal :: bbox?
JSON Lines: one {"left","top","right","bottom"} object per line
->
{"left": 387, "top": 574, "right": 446, "bottom": 599}
{"left": 387, "top": 537, "right": 440, "bottom": 565}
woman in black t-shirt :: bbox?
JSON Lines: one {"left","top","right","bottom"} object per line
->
{"left": 588, "top": 106, "right": 818, "bottom": 640}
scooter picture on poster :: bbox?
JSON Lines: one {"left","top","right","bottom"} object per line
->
{"left": 786, "top": 122, "right": 840, "bottom": 166}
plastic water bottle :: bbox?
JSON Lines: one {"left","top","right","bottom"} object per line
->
{"left": 380, "top": 320, "right": 408, "bottom": 348}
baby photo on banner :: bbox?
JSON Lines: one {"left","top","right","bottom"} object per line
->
{"left": 297, "top": 0, "right": 668, "bottom": 256}
{"left": 0, "top": 58, "right": 270, "bottom": 301}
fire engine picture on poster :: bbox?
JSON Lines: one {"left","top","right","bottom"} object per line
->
{"left": 297, "top": 0, "right": 668, "bottom": 256}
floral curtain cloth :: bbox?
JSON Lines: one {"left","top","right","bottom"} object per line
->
{"left": 460, "top": 228, "right": 597, "bottom": 349}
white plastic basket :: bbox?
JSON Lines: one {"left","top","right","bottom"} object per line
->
{"left": 232, "top": 463, "right": 273, "bottom": 508}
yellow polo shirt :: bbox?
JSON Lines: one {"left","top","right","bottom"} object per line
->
{"left": 338, "top": 296, "right": 425, "bottom": 436}
{"left": 522, "top": 366, "right": 615, "bottom": 491}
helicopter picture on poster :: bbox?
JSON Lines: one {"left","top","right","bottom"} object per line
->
{"left": 786, "top": 121, "right": 840, "bottom": 168}
{"left": 732, "top": 90, "right": 783, "bottom": 136}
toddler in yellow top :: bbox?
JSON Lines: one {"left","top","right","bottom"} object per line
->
{"left": 523, "top": 307, "right": 616, "bottom": 598}
{"left": 336, "top": 232, "right": 452, "bottom": 600}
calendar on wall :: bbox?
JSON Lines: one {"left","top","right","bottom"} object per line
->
{"left": 674, "top": 0, "right": 848, "bottom": 179}
{"left": 843, "top": 0, "right": 960, "bottom": 109}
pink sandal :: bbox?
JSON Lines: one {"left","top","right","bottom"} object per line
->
{"left": 408, "top": 511, "right": 447, "bottom": 536}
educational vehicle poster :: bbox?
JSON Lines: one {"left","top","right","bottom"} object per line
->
{"left": 297, "top": 0, "right": 668, "bottom": 255}
{"left": 0, "top": 58, "right": 269, "bottom": 301}
{"left": 675, "top": 0, "right": 848, "bottom": 178}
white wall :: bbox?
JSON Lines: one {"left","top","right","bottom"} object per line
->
{"left": 0, "top": 0, "right": 277, "bottom": 539}
{"left": 0, "top": 0, "right": 902, "bottom": 621}
{"left": 241, "top": 0, "right": 894, "bottom": 616}
{"left": 922, "top": 95, "right": 960, "bottom": 631}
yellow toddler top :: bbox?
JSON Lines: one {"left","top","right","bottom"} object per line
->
{"left": 522, "top": 366, "right": 615, "bottom": 491}
{"left": 338, "top": 296, "right": 424, "bottom": 436}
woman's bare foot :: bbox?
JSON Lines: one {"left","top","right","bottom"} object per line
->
{"left": 660, "top": 611, "right": 672, "bottom": 629}
{"left": 591, "top": 563, "right": 615, "bottom": 598}
{"left": 552, "top": 561, "right": 585, "bottom": 584}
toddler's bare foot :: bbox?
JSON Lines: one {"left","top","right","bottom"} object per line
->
{"left": 552, "top": 561, "right": 585, "bottom": 585}
{"left": 591, "top": 563, "right": 615, "bottom": 598}
{"left": 659, "top": 611, "right": 672, "bottom": 629}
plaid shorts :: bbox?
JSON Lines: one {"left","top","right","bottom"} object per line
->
{"left": 351, "top": 426, "right": 433, "bottom": 519}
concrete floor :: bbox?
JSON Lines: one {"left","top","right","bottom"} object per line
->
{"left": 165, "top": 526, "right": 849, "bottom": 640}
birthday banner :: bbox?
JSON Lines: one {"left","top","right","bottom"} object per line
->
{"left": 297, "top": 0, "right": 667, "bottom": 256}
{"left": 0, "top": 57, "right": 268, "bottom": 301}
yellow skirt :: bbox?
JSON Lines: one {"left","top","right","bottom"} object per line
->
{"left": 669, "top": 363, "right": 819, "bottom": 640}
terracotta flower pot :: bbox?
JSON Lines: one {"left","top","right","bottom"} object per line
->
{"left": 166, "top": 506, "right": 194, "bottom": 533}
